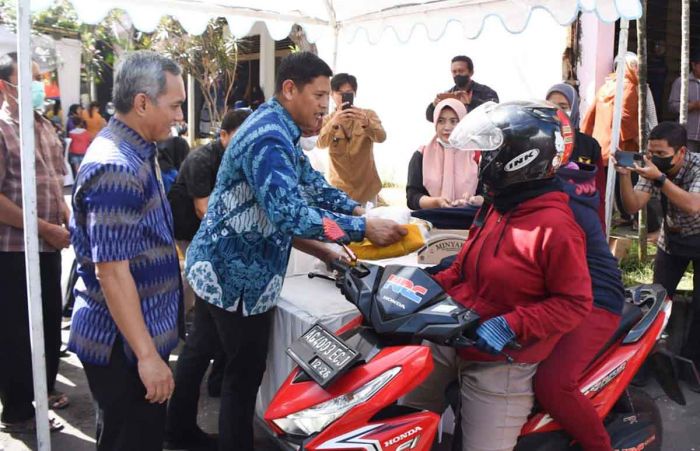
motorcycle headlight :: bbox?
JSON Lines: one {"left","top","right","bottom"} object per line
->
{"left": 273, "top": 367, "right": 401, "bottom": 436}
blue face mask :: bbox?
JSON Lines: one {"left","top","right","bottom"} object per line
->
{"left": 31, "top": 80, "right": 45, "bottom": 110}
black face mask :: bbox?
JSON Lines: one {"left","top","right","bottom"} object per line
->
{"left": 652, "top": 154, "right": 676, "bottom": 174}
{"left": 453, "top": 74, "right": 470, "bottom": 88}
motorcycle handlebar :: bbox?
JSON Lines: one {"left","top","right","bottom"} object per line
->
{"left": 329, "top": 258, "right": 351, "bottom": 274}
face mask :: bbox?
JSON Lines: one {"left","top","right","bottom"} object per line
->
{"left": 105, "top": 102, "right": 116, "bottom": 116}
{"left": 453, "top": 74, "right": 470, "bottom": 87}
{"left": 31, "top": 80, "right": 45, "bottom": 110}
{"left": 300, "top": 136, "right": 318, "bottom": 151}
{"left": 652, "top": 154, "right": 676, "bottom": 173}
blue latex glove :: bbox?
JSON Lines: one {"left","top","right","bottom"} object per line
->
{"left": 475, "top": 316, "right": 516, "bottom": 355}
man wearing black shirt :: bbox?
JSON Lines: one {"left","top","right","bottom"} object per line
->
{"left": 425, "top": 55, "right": 499, "bottom": 122}
{"left": 164, "top": 109, "right": 250, "bottom": 450}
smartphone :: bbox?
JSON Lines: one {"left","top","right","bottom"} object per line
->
{"left": 615, "top": 150, "right": 645, "bottom": 168}
{"left": 341, "top": 92, "right": 354, "bottom": 110}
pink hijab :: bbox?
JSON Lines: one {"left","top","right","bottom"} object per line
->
{"left": 420, "top": 98, "right": 479, "bottom": 202}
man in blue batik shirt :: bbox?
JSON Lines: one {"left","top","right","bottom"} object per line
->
{"left": 185, "top": 52, "right": 405, "bottom": 450}
{"left": 69, "top": 51, "right": 185, "bottom": 450}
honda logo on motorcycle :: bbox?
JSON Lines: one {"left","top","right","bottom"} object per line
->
{"left": 385, "top": 275, "right": 427, "bottom": 304}
{"left": 385, "top": 426, "right": 422, "bottom": 449}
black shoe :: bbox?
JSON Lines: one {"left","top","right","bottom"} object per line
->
{"left": 164, "top": 427, "right": 217, "bottom": 451}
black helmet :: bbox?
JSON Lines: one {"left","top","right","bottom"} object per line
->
{"left": 449, "top": 101, "right": 574, "bottom": 193}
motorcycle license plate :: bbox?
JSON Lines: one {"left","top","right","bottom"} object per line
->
{"left": 287, "top": 323, "right": 359, "bottom": 388}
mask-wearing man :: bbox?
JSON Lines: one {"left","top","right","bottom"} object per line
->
{"left": 616, "top": 121, "right": 700, "bottom": 391}
{"left": 425, "top": 54, "right": 499, "bottom": 122}
{"left": 0, "top": 52, "right": 70, "bottom": 433}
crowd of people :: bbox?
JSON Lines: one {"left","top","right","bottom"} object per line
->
{"left": 0, "top": 44, "right": 699, "bottom": 451}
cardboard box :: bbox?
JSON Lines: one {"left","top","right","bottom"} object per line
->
{"left": 417, "top": 232, "right": 468, "bottom": 265}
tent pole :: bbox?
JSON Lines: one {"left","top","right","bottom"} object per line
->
{"left": 16, "top": 0, "right": 51, "bottom": 448}
{"left": 637, "top": 1, "right": 648, "bottom": 261}
{"left": 322, "top": 0, "right": 339, "bottom": 71}
{"left": 187, "top": 73, "right": 196, "bottom": 147}
{"left": 680, "top": 0, "right": 690, "bottom": 125}
{"left": 605, "top": 19, "right": 629, "bottom": 239}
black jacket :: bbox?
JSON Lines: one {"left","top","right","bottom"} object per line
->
{"left": 167, "top": 140, "right": 225, "bottom": 240}
{"left": 425, "top": 81, "right": 499, "bottom": 122}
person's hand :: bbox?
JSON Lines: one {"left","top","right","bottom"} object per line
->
{"left": 39, "top": 222, "right": 70, "bottom": 249}
{"left": 332, "top": 107, "right": 368, "bottom": 127}
{"left": 352, "top": 206, "right": 366, "bottom": 216}
{"left": 633, "top": 155, "right": 663, "bottom": 181}
{"left": 433, "top": 94, "right": 444, "bottom": 106}
{"left": 467, "top": 195, "right": 484, "bottom": 207}
{"left": 61, "top": 202, "right": 71, "bottom": 226}
{"left": 610, "top": 154, "right": 632, "bottom": 176}
{"left": 455, "top": 90, "right": 473, "bottom": 105}
{"left": 475, "top": 316, "right": 516, "bottom": 355}
{"left": 137, "top": 353, "right": 174, "bottom": 404}
{"left": 433, "top": 197, "right": 452, "bottom": 208}
{"left": 365, "top": 218, "right": 407, "bottom": 247}
{"left": 330, "top": 109, "right": 351, "bottom": 127}
{"left": 321, "top": 248, "right": 349, "bottom": 271}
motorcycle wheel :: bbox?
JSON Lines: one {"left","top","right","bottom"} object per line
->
{"left": 609, "top": 387, "right": 663, "bottom": 451}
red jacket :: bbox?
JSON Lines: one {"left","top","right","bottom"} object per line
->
{"left": 434, "top": 191, "right": 593, "bottom": 363}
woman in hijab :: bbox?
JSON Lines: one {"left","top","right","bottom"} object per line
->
{"left": 406, "top": 98, "right": 482, "bottom": 210}
{"left": 547, "top": 83, "right": 603, "bottom": 167}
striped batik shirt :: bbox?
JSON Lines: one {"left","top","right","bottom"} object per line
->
{"left": 68, "top": 118, "right": 181, "bottom": 365}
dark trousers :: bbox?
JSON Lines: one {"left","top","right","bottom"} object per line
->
{"left": 166, "top": 296, "right": 224, "bottom": 436}
{"left": 0, "top": 251, "right": 62, "bottom": 423}
{"left": 654, "top": 248, "right": 700, "bottom": 363}
{"left": 82, "top": 338, "right": 167, "bottom": 451}
{"left": 207, "top": 302, "right": 272, "bottom": 451}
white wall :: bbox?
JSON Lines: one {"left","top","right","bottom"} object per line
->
{"left": 55, "top": 38, "right": 82, "bottom": 125}
{"left": 317, "top": 8, "right": 568, "bottom": 186}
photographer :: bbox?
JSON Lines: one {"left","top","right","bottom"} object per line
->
{"left": 616, "top": 121, "right": 700, "bottom": 387}
{"left": 425, "top": 55, "right": 499, "bottom": 122}
{"left": 317, "top": 73, "right": 386, "bottom": 204}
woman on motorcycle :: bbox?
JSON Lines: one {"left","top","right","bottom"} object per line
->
{"left": 533, "top": 161, "right": 624, "bottom": 451}
{"left": 403, "top": 101, "right": 593, "bottom": 451}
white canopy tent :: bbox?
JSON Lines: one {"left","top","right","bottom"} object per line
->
{"left": 10, "top": 1, "right": 642, "bottom": 449}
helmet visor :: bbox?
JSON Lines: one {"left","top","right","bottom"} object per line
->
{"left": 448, "top": 102, "right": 503, "bottom": 151}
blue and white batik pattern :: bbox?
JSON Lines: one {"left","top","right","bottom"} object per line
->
{"left": 186, "top": 98, "right": 365, "bottom": 315}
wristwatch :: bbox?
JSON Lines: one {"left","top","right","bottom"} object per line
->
{"left": 653, "top": 173, "right": 667, "bottom": 188}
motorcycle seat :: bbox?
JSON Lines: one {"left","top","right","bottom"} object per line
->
{"left": 587, "top": 302, "right": 644, "bottom": 368}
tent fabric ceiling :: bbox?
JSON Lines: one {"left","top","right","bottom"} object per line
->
{"left": 30, "top": 0, "right": 642, "bottom": 42}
